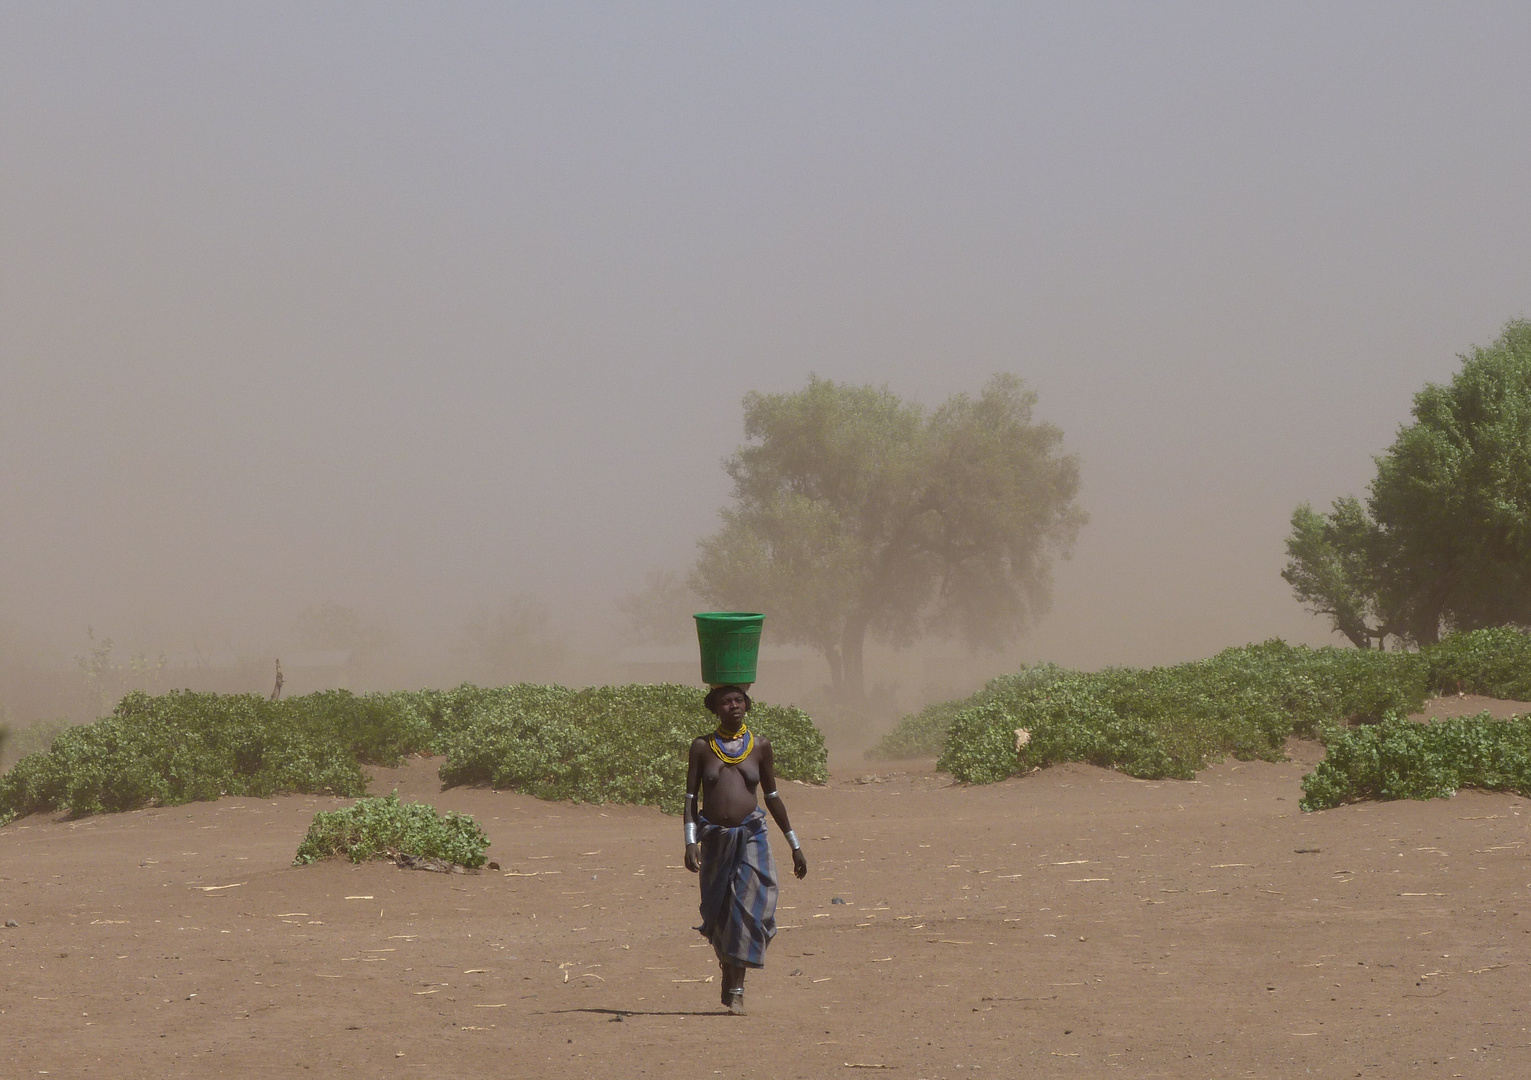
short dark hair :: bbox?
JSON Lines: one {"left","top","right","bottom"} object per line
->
{"left": 704, "top": 685, "right": 752, "bottom": 715}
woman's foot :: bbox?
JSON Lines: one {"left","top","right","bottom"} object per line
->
{"left": 718, "top": 962, "right": 747, "bottom": 1013}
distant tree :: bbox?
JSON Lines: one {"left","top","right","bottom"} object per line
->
{"left": 455, "top": 595, "right": 569, "bottom": 684}
{"left": 75, "top": 627, "right": 167, "bottom": 715}
{"left": 1284, "top": 319, "right": 1531, "bottom": 646}
{"left": 691, "top": 374, "right": 1085, "bottom": 700}
{"left": 618, "top": 570, "right": 703, "bottom": 646}
{"left": 294, "top": 604, "right": 390, "bottom": 668}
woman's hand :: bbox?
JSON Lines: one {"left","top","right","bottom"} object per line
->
{"left": 685, "top": 843, "right": 702, "bottom": 873}
{"left": 792, "top": 847, "right": 808, "bottom": 880}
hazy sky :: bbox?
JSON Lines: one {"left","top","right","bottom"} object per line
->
{"left": 3, "top": 2, "right": 1530, "bottom": 671}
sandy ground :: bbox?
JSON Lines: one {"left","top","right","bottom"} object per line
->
{"left": 4, "top": 712, "right": 1531, "bottom": 1079}
{"left": 1416, "top": 693, "right": 1529, "bottom": 722}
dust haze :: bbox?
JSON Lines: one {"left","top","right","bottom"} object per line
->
{"left": 4, "top": 5, "right": 1530, "bottom": 737}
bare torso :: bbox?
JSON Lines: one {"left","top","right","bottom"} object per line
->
{"left": 683, "top": 689, "right": 806, "bottom": 891}
{"left": 692, "top": 736, "right": 764, "bottom": 826}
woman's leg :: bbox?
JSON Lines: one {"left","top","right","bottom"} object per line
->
{"left": 725, "top": 963, "right": 746, "bottom": 1014}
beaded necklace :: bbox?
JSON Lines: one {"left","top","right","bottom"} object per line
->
{"left": 709, "top": 723, "right": 753, "bottom": 765}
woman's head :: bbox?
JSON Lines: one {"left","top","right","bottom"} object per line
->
{"left": 704, "top": 685, "right": 751, "bottom": 722}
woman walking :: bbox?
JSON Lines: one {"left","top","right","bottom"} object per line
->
{"left": 684, "top": 684, "right": 808, "bottom": 1015}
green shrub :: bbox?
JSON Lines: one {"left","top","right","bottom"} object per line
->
{"left": 436, "top": 682, "right": 827, "bottom": 814}
{"left": 299, "top": 689, "right": 440, "bottom": 765}
{"left": 0, "top": 690, "right": 368, "bottom": 822}
{"left": 293, "top": 794, "right": 488, "bottom": 867}
{"left": 911, "top": 627, "right": 1531, "bottom": 787}
{"left": 1301, "top": 712, "right": 1531, "bottom": 810}
{"left": 926, "top": 641, "right": 1432, "bottom": 783}
{"left": 900, "top": 628, "right": 1531, "bottom": 790}
{"left": 869, "top": 663, "right": 1069, "bottom": 759}
{"left": 0, "top": 681, "right": 829, "bottom": 823}
{"left": 1424, "top": 626, "right": 1531, "bottom": 700}
{"left": 407, "top": 683, "right": 538, "bottom": 747}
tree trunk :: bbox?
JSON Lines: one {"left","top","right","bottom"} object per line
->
{"left": 840, "top": 615, "right": 869, "bottom": 704}
{"left": 1336, "top": 617, "right": 1374, "bottom": 650}
{"left": 1409, "top": 570, "right": 1458, "bottom": 646}
{"left": 823, "top": 644, "right": 844, "bottom": 696}
{"left": 1413, "top": 591, "right": 1448, "bottom": 646}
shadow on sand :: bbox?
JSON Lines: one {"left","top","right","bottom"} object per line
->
{"left": 546, "top": 1006, "right": 731, "bottom": 1019}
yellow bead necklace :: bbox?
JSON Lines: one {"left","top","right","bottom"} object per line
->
{"left": 709, "top": 723, "right": 753, "bottom": 764}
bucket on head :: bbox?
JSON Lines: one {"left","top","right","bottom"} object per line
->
{"left": 694, "top": 612, "right": 764, "bottom": 686}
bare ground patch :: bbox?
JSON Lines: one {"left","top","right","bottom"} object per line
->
{"left": 3, "top": 740, "right": 1531, "bottom": 1078}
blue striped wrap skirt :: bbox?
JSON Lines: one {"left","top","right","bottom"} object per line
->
{"left": 695, "top": 808, "right": 778, "bottom": 968}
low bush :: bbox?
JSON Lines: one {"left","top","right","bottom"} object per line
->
{"left": 0, "top": 690, "right": 368, "bottom": 822}
{"left": 293, "top": 794, "right": 489, "bottom": 867}
{"left": 869, "top": 663, "right": 1069, "bottom": 760}
{"left": 879, "top": 626, "right": 1531, "bottom": 792}
{"left": 1301, "top": 712, "right": 1531, "bottom": 810}
{"left": 1423, "top": 626, "right": 1531, "bottom": 701}
{"left": 897, "top": 641, "right": 1424, "bottom": 782}
{"left": 881, "top": 626, "right": 1531, "bottom": 774}
{"left": 436, "top": 682, "right": 827, "bottom": 814}
{"left": 286, "top": 689, "right": 435, "bottom": 766}
{"left": 0, "top": 681, "right": 827, "bottom": 823}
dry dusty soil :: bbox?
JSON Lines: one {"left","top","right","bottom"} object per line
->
{"left": 4, "top": 697, "right": 1531, "bottom": 1079}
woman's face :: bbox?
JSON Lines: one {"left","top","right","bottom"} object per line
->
{"left": 713, "top": 690, "right": 749, "bottom": 731}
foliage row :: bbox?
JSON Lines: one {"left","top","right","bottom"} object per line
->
{"left": 871, "top": 662, "right": 1072, "bottom": 761}
{"left": 1298, "top": 716, "right": 1531, "bottom": 808}
{"left": 0, "top": 691, "right": 373, "bottom": 821}
{"left": 935, "top": 642, "right": 1428, "bottom": 783}
{"left": 874, "top": 628, "right": 1531, "bottom": 788}
{"left": 293, "top": 794, "right": 489, "bottom": 867}
{"left": 1415, "top": 626, "right": 1531, "bottom": 700}
{"left": 1299, "top": 714, "right": 1531, "bottom": 810}
{"left": 428, "top": 682, "right": 826, "bottom": 815}
{"left": 0, "top": 683, "right": 826, "bottom": 824}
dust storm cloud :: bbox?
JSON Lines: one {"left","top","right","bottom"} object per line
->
{"left": 3, "top": 4, "right": 1530, "bottom": 720}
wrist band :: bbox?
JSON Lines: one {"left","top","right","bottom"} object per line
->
{"left": 685, "top": 822, "right": 698, "bottom": 845}
{"left": 764, "top": 789, "right": 780, "bottom": 801}
{"left": 785, "top": 829, "right": 801, "bottom": 851}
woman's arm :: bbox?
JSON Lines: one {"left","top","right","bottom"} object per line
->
{"left": 758, "top": 740, "right": 807, "bottom": 880}
{"left": 684, "top": 738, "right": 704, "bottom": 873}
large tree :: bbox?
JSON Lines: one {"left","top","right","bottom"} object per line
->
{"left": 1284, "top": 319, "right": 1531, "bottom": 646}
{"left": 691, "top": 374, "right": 1085, "bottom": 699}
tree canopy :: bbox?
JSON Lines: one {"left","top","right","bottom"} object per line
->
{"left": 1284, "top": 319, "right": 1531, "bottom": 646}
{"left": 691, "top": 374, "right": 1085, "bottom": 699}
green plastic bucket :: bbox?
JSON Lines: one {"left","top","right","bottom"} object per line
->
{"left": 694, "top": 612, "right": 764, "bottom": 686}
